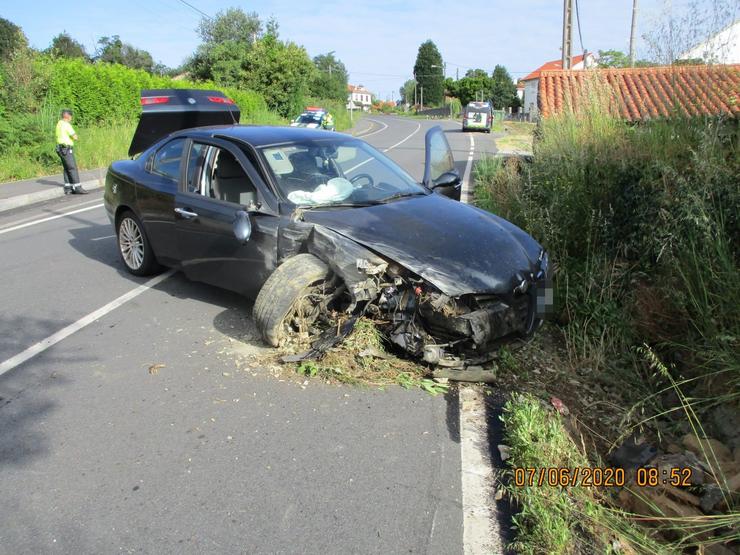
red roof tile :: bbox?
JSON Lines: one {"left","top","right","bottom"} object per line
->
{"left": 521, "top": 55, "right": 586, "bottom": 82}
{"left": 538, "top": 65, "right": 740, "bottom": 121}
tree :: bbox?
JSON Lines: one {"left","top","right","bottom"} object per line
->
{"left": 597, "top": 49, "right": 655, "bottom": 68}
{"left": 241, "top": 35, "right": 316, "bottom": 117}
{"left": 48, "top": 32, "right": 88, "bottom": 60}
{"left": 399, "top": 79, "right": 415, "bottom": 105}
{"left": 413, "top": 40, "right": 444, "bottom": 106}
{"left": 198, "top": 8, "right": 262, "bottom": 45}
{"left": 310, "top": 52, "right": 348, "bottom": 102}
{"left": 96, "top": 35, "right": 154, "bottom": 72}
{"left": 188, "top": 8, "right": 264, "bottom": 82}
{"left": 187, "top": 9, "right": 317, "bottom": 116}
{"left": 0, "top": 17, "right": 26, "bottom": 61}
{"left": 451, "top": 69, "right": 492, "bottom": 106}
{"left": 489, "top": 65, "right": 518, "bottom": 109}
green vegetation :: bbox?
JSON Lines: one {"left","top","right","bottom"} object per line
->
{"left": 310, "top": 52, "right": 349, "bottom": 102}
{"left": 447, "top": 65, "right": 519, "bottom": 109}
{"left": 502, "top": 394, "right": 671, "bottom": 554}
{"left": 0, "top": 9, "right": 357, "bottom": 182}
{"left": 475, "top": 80, "right": 739, "bottom": 552}
{"left": 597, "top": 49, "right": 656, "bottom": 68}
{"left": 413, "top": 40, "right": 445, "bottom": 106}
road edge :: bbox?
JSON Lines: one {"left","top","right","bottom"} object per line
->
{"left": 0, "top": 178, "right": 104, "bottom": 214}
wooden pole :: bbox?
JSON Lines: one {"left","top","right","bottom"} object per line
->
{"left": 629, "top": 0, "right": 638, "bottom": 67}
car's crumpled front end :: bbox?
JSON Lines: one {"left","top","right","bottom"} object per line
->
{"left": 360, "top": 251, "right": 552, "bottom": 368}
{"left": 282, "top": 215, "right": 553, "bottom": 368}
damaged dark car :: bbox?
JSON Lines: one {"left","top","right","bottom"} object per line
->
{"left": 105, "top": 89, "right": 552, "bottom": 369}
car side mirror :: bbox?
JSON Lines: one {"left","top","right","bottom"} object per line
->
{"left": 432, "top": 171, "right": 461, "bottom": 190}
{"left": 233, "top": 210, "right": 252, "bottom": 243}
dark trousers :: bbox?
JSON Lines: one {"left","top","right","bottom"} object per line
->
{"left": 56, "top": 145, "right": 80, "bottom": 184}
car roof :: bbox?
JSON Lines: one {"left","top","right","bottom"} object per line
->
{"left": 179, "top": 125, "right": 350, "bottom": 147}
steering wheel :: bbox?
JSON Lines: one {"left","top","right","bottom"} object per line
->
{"left": 350, "top": 173, "right": 375, "bottom": 188}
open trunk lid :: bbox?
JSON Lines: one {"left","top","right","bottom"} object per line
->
{"left": 128, "top": 89, "right": 240, "bottom": 156}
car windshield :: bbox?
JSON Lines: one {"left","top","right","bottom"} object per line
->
{"left": 296, "top": 114, "right": 322, "bottom": 124}
{"left": 260, "top": 137, "right": 426, "bottom": 207}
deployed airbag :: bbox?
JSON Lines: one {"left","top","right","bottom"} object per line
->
{"left": 287, "top": 178, "right": 354, "bottom": 205}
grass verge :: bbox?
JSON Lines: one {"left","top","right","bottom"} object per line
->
{"left": 502, "top": 393, "right": 674, "bottom": 555}
{"left": 494, "top": 121, "right": 535, "bottom": 153}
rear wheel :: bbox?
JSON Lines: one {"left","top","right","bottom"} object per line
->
{"left": 253, "top": 254, "right": 336, "bottom": 347}
{"left": 116, "top": 210, "right": 161, "bottom": 276}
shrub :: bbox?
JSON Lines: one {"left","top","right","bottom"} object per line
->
{"left": 474, "top": 86, "right": 739, "bottom": 385}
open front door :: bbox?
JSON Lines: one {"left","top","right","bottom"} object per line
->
{"left": 423, "top": 126, "right": 461, "bottom": 200}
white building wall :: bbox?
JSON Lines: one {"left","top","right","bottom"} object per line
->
{"left": 680, "top": 20, "right": 740, "bottom": 64}
{"left": 523, "top": 79, "right": 540, "bottom": 117}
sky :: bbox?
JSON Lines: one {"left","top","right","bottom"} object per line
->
{"left": 1, "top": 0, "right": 711, "bottom": 100}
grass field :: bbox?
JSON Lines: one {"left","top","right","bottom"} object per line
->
{"left": 494, "top": 121, "right": 535, "bottom": 153}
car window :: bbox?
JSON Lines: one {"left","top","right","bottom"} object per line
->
{"left": 427, "top": 131, "right": 455, "bottom": 182}
{"left": 260, "top": 138, "right": 424, "bottom": 206}
{"left": 152, "top": 138, "right": 186, "bottom": 181}
{"left": 186, "top": 142, "right": 208, "bottom": 193}
{"left": 187, "top": 143, "right": 259, "bottom": 208}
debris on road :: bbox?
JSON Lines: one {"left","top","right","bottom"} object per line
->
{"left": 147, "top": 363, "right": 165, "bottom": 375}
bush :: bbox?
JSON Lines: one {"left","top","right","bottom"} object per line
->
{"left": 474, "top": 82, "right": 739, "bottom": 389}
{"left": 39, "top": 57, "right": 277, "bottom": 127}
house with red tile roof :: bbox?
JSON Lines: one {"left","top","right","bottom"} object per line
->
{"left": 537, "top": 64, "right": 740, "bottom": 121}
{"left": 347, "top": 84, "right": 373, "bottom": 112}
{"left": 520, "top": 53, "right": 596, "bottom": 117}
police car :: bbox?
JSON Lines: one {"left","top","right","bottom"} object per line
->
{"left": 290, "top": 107, "right": 335, "bottom": 131}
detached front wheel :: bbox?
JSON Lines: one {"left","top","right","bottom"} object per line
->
{"left": 253, "top": 254, "right": 334, "bottom": 347}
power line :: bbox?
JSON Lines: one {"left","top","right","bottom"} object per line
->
{"left": 574, "top": 0, "right": 585, "bottom": 52}
{"left": 175, "top": 0, "right": 211, "bottom": 20}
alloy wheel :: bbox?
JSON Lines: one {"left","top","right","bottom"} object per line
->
{"left": 119, "top": 217, "right": 145, "bottom": 270}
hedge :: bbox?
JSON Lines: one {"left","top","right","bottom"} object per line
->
{"left": 39, "top": 58, "right": 272, "bottom": 126}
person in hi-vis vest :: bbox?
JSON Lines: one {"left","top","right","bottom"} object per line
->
{"left": 55, "top": 109, "right": 88, "bottom": 194}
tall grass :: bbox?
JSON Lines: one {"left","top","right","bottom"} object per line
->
{"left": 475, "top": 78, "right": 739, "bottom": 551}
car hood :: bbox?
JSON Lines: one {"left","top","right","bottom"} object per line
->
{"left": 302, "top": 193, "right": 543, "bottom": 297}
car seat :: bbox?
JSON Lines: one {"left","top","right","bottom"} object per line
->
{"left": 281, "top": 151, "right": 332, "bottom": 194}
{"left": 213, "top": 152, "right": 257, "bottom": 206}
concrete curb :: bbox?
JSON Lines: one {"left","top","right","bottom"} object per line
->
{"left": 0, "top": 178, "right": 104, "bottom": 214}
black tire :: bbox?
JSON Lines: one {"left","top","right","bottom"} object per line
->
{"left": 253, "top": 254, "right": 331, "bottom": 347}
{"left": 116, "top": 210, "right": 162, "bottom": 276}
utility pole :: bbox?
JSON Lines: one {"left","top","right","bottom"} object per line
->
{"left": 420, "top": 86, "right": 424, "bottom": 111}
{"left": 629, "top": 0, "right": 638, "bottom": 67}
{"left": 561, "top": 0, "right": 573, "bottom": 69}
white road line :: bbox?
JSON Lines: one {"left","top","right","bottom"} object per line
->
{"left": 461, "top": 134, "right": 475, "bottom": 204}
{"left": 0, "top": 203, "right": 104, "bottom": 235}
{"left": 459, "top": 386, "right": 503, "bottom": 555}
{"left": 91, "top": 234, "right": 115, "bottom": 241}
{"left": 355, "top": 118, "right": 389, "bottom": 139}
{"left": 345, "top": 122, "right": 422, "bottom": 174}
{"left": 381, "top": 122, "right": 421, "bottom": 152}
{"left": 0, "top": 269, "right": 175, "bottom": 377}
{"left": 0, "top": 197, "right": 103, "bottom": 230}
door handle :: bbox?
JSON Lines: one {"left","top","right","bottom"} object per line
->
{"left": 175, "top": 207, "right": 198, "bottom": 219}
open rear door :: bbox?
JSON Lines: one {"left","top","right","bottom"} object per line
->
{"left": 128, "top": 89, "right": 240, "bottom": 156}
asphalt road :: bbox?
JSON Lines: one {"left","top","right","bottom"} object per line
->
{"left": 0, "top": 116, "right": 501, "bottom": 554}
